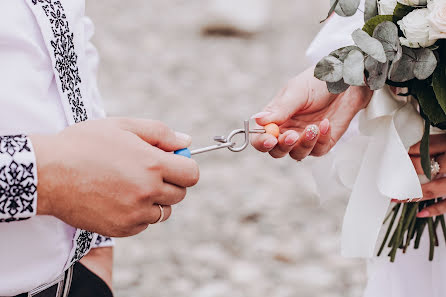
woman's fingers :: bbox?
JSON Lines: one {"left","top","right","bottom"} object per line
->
{"left": 418, "top": 200, "right": 446, "bottom": 218}
{"left": 409, "top": 134, "right": 446, "bottom": 156}
{"left": 289, "top": 125, "right": 320, "bottom": 161}
{"left": 269, "top": 130, "right": 300, "bottom": 158}
{"left": 422, "top": 177, "right": 446, "bottom": 199}
{"left": 251, "top": 133, "right": 278, "bottom": 153}
{"left": 410, "top": 154, "right": 446, "bottom": 175}
{"left": 311, "top": 119, "right": 331, "bottom": 157}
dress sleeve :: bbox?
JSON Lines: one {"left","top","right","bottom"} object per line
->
{"left": 0, "top": 135, "right": 38, "bottom": 222}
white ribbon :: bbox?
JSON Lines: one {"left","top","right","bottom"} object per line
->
{"left": 307, "top": 87, "right": 424, "bottom": 257}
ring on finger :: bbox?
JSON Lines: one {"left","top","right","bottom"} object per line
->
{"left": 155, "top": 205, "right": 165, "bottom": 224}
{"left": 431, "top": 157, "right": 441, "bottom": 178}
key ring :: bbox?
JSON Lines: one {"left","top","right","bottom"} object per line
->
{"left": 174, "top": 120, "right": 265, "bottom": 157}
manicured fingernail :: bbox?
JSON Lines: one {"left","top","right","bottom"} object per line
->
{"left": 417, "top": 209, "right": 430, "bottom": 218}
{"left": 320, "top": 119, "right": 330, "bottom": 135}
{"left": 175, "top": 131, "right": 192, "bottom": 142}
{"left": 391, "top": 199, "right": 399, "bottom": 203}
{"left": 251, "top": 111, "right": 272, "bottom": 119}
{"left": 305, "top": 125, "right": 319, "bottom": 141}
{"left": 285, "top": 132, "right": 299, "bottom": 146}
{"left": 264, "top": 138, "right": 278, "bottom": 149}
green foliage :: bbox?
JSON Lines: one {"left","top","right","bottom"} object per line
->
{"left": 393, "top": 3, "right": 416, "bottom": 23}
{"left": 413, "top": 80, "right": 446, "bottom": 125}
{"left": 363, "top": 15, "right": 393, "bottom": 36}
{"left": 421, "top": 119, "right": 431, "bottom": 180}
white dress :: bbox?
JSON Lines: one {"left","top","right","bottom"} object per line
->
{"left": 306, "top": 8, "right": 446, "bottom": 297}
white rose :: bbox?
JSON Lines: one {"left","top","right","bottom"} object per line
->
{"left": 427, "top": 0, "right": 446, "bottom": 39}
{"left": 397, "top": 0, "right": 428, "bottom": 6}
{"left": 398, "top": 8, "right": 437, "bottom": 47}
{"left": 378, "top": 0, "right": 398, "bottom": 15}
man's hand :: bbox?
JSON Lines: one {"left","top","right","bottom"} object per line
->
{"left": 251, "top": 67, "right": 373, "bottom": 160}
{"left": 32, "top": 118, "right": 200, "bottom": 237}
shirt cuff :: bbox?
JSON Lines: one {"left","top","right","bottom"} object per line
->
{"left": 0, "top": 135, "right": 38, "bottom": 222}
{"left": 92, "top": 234, "right": 115, "bottom": 248}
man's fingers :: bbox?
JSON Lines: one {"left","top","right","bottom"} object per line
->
{"left": 418, "top": 200, "right": 446, "bottom": 218}
{"left": 155, "top": 150, "right": 200, "bottom": 188}
{"left": 289, "top": 125, "right": 320, "bottom": 161}
{"left": 409, "top": 134, "right": 446, "bottom": 156}
{"left": 154, "top": 183, "right": 187, "bottom": 206}
{"left": 251, "top": 133, "right": 278, "bottom": 153}
{"left": 269, "top": 131, "right": 300, "bottom": 159}
{"left": 147, "top": 205, "right": 172, "bottom": 224}
{"left": 311, "top": 119, "right": 331, "bottom": 157}
{"left": 119, "top": 118, "right": 192, "bottom": 152}
{"left": 421, "top": 177, "right": 446, "bottom": 199}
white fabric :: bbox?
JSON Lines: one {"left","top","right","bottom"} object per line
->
{"left": 306, "top": 4, "right": 446, "bottom": 297}
{"left": 0, "top": 1, "right": 106, "bottom": 295}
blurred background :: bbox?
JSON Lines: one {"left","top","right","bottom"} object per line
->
{"left": 87, "top": 0, "right": 366, "bottom": 296}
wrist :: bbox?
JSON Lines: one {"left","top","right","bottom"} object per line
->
{"left": 30, "top": 134, "right": 58, "bottom": 217}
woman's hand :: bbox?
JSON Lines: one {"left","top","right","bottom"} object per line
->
{"left": 251, "top": 67, "right": 373, "bottom": 160}
{"left": 398, "top": 134, "right": 446, "bottom": 218}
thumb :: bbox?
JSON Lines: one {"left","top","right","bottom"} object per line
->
{"left": 119, "top": 118, "right": 192, "bottom": 151}
{"left": 252, "top": 79, "right": 309, "bottom": 126}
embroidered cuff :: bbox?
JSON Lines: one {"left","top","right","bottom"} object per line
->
{"left": 0, "top": 135, "right": 37, "bottom": 222}
{"left": 92, "top": 234, "right": 115, "bottom": 248}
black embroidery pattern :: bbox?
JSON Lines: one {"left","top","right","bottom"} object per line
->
{"left": 0, "top": 135, "right": 31, "bottom": 157}
{"left": 31, "top": 0, "right": 93, "bottom": 265}
{"left": 95, "top": 234, "right": 113, "bottom": 246}
{"left": 0, "top": 160, "right": 36, "bottom": 219}
{"left": 72, "top": 230, "right": 94, "bottom": 263}
{"left": 31, "top": 0, "right": 88, "bottom": 123}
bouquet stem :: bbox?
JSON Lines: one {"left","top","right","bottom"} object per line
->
{"left": 378, "top": 199, "right": 446, "bottom": 262}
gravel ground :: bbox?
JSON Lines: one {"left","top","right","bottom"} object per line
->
{"left": 87, "top": 1, "right": 367, "bottom": 296}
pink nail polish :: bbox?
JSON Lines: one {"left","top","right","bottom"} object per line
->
{"left": 264, "top": 138, "right": 278, "bottom": 149}
{"left": 417, "top": 209, "right": 430, "bottom": 218}
{"left": 320, "top": 119, "right": 330, "bottom": 135}
{"left": 251, "top": 111, "right": 272, "bottom": 119}
{"left": 285, "top": 133, "right": 299, "bottom": 146}
{"left": 305, "top": 125, "right": 319, "bottom": 141}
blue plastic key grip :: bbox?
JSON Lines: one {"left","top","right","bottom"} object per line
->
{"left": 174, "top": 148, "right": 191, "bottom": 158}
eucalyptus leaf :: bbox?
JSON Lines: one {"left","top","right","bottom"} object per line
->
{"left": 393, "top": 3, "right": 416, "bottom": 23}
{"left": 352, "top": 29, "right": 387, "bottom": 63}
{"left": 363, "top": 15, "right": 393, "bottom": 36}
{"left": 388, "top": 44, "right": 403, "bottom": 79}
{"left": 364, "top": 0, "right": 378, "bottom": 22}
{"left": 330, "top": 0, "right": 361, "bottom": 17}
{"left": 413, "top": 48, "right": 437, "bottom": 80}
{"left": 329, "top": 45, "right": 360, "bottom": 62}
{"left": 373, "top": 21, "right": 399, "bottom": 61}
{"left": 326, "top": 79, "right": 350, "bottom": 94}
{"left": 433, "top": 64, "right": 446, "bottom": 115}
{"left": 413, "top": 80, "right": 446, "bottom": 125}
{"left": 420, "top": 119, "right": 431, "bottom": 180}
{"left": 314, "top": 56, "right": 344, "bottom": 82}
{"left": 365, "top": 56, "right": 389, "bottom": 90}
{"left": 389, "top": 46, "right": 416, "bottom": 82}
{"left": 321, "top": 0, "right": 340, "bottom": 23}
{"left": 343, "top": 50, "right": 365, "bottom": 86}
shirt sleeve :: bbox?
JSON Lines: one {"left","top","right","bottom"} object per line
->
{"left": 0, "top": 135, "right": 38, "bottom": 222}
{"left": 92, "top": 234, "right": 115, "bottom": 248}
